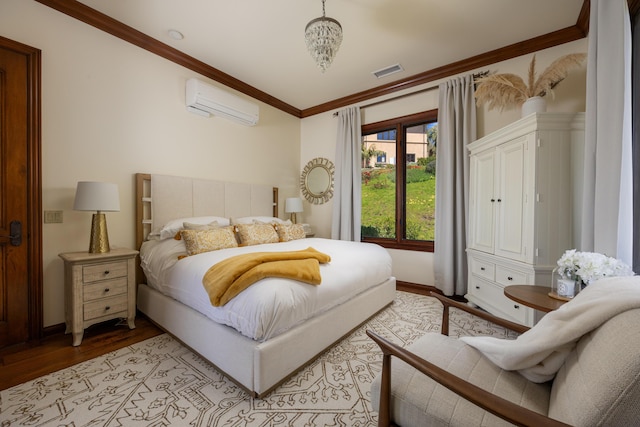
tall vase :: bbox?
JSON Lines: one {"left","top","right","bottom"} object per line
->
{"left": 521, "top": 96, "right": 547, "bottom": 117}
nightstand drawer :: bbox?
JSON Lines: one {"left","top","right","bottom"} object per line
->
{"left": 84, "top": 277, "right": 128, "bottom": 302}
{"left": 82, "top": 260, "right": 128, "bottom": 283}
{"left": 83, "top": 295, "right": 128, "bottom": 321}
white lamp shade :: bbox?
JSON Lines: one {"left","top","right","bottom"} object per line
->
{"left": 285, "top": 197, "right": 303, "bottom": 213}
{"left": 73, "top": 181, "right": 120, "bottom": 212}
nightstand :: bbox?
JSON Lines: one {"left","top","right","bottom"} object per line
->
{"left": 59, "top": 248, "right": 139, "bottom": 346}
{"left": 302, "top": 223, "right": 315, "bottom": 237}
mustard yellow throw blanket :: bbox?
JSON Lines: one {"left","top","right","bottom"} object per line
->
{"left": 203, "top": 247, "right": 331, "bottom": 306}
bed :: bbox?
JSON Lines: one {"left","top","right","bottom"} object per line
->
{"left": 135, "top": 173, "right": 396, "bottom": 397}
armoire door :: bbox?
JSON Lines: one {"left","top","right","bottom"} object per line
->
{"left": 0, "top": 36, "right": 42, "bottom": 348}
{"left": 468, "top": 148, "right": 497, "bottom": 254}
{"left": 494, "top": 135, "right": 528, "bottom": 262}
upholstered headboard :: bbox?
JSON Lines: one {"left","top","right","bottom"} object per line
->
{"left": 135, "top": 173, "right": 278, "bottom": 250}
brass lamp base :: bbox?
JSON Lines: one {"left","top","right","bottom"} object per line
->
{"left": 89, "top": 212, "right": 110, "bottom": 253}
{"left": 290, "top": 213, "right": 297, "bottom": 224}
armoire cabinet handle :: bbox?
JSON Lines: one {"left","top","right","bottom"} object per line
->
{"left": 507, "top": 276, "right": 513, "bottom": 281}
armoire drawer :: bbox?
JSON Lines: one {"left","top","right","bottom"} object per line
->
{"left": 469, "top": 277, "right": 529, "bottom": 325}
{"left": 470, "top": 257, "right": 495, "bottom": 281}
{"left": 495, "top": 265, "right": 528, "bottom": 287}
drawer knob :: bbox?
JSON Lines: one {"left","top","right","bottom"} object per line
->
{"left": 105, "top": 306, "right": 111, "bottom": 311}
{"left": 490, "top": 198, "right": 495, "bottom": 202}
{"left": 514, "top": 304, "right": 520, "bottom": 309}
{"left": 480, "top": 267, "right": 485, "bottom": 271}
{"left": 104, "top": 288, "right": 110, "bottom": 293}
{"left": 475, "top": 286, "right": 480, "bottom": 289}
{"left": 104, "top": 270, "right": 110, "bottom": 275}
{"left": 507, "top": 276, "right": 513, "bottom": 281}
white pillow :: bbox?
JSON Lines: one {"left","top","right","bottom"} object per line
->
{"left": 231, "top": 216, "right": 288, "bottom": 225}
{"left": 154, "top": 216, "right": 230, "bottom": 240}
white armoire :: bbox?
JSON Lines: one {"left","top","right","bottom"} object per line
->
{"left": 466, "top": 112, "right": 585, "bottom": 326}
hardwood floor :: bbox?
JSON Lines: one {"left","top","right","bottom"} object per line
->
{"left": 0, "top": 315, "right": 163, "bottom": 391}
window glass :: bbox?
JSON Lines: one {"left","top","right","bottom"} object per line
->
{"left": 361, "top": 111, "right": 437, "bottom": 251}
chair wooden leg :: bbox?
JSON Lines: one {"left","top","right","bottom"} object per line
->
{"left": 378, "top": 352, "right": 391, "bottom": 427}
{"left": 441, "top": 304, "right": 450, "bottom": 336}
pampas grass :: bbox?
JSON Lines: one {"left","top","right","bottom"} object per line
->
{"left": 475, "top": 53, "right": 586, "bottom": 111}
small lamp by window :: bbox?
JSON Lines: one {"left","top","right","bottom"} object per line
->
{"left": 285, "top": 197, "right": 303, "bottom": 224}
{"left": 73, "top": 181, "right": 120, "bottom": 253}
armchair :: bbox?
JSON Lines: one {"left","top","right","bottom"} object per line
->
{"left": 368, "top": 292, "right": 640, "bottom": 426}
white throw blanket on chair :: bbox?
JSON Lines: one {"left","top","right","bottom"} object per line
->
{"left": 460, "top": 276, "right": 640, "bottom": 382}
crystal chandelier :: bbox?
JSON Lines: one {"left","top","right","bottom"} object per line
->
{"left": 304, "top": 0, "right": 343, "bottom": 72}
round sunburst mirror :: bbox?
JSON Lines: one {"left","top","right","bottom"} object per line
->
{"left": 301, "top": 157, "right": 335, "bottom": 204}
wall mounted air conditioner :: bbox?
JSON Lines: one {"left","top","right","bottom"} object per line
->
{"left": 185, "top": 78, "right": 259, "bottom": 126}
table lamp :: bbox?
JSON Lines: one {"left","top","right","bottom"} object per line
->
{"left": 285, "top": 197, "right": 303, "bottom": 224}
{"left": 73, "top": 181, "right": 120, "bottom": 253}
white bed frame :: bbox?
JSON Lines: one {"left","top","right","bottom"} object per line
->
{"left": 135, "top": 173, "right": 396, "bottom": 397}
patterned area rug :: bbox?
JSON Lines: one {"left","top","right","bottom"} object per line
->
{"left": 0, "top": 292, "right": 517, "bottom": 426}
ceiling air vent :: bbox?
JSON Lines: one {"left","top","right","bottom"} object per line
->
{"left": 372, "top": 63, "right": 404, "bottom": 79}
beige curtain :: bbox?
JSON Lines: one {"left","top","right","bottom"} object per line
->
{"left": 581, "top": 0, "right": 633, "bottom": 265}
{"left": 331, "top": 106, "right": 362, "bottom": 241}
{"left": 434, "top": 75, "right": 476, "bottom": 296}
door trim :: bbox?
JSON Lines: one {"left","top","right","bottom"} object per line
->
{"left": 1, "top": 35, "right": 43, "bottom": 342}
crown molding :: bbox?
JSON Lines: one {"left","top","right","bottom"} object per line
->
{"left": 36, "top": 0, "right": 591, "bottom": 118}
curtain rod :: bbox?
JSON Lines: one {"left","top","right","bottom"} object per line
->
{"left": 333, "top": 70, "right": 489, "bottom": 117}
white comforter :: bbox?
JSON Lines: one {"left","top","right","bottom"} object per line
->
{"left": 140, "top": 237, "right": 392, "bottom": 341}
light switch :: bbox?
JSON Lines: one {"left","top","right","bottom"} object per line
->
{"left": 44, "top": 210, "right": 63, "bottom": 223}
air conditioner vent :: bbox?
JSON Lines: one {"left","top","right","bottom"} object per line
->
{"left": 372, "top": 63, "right": 404, "bottom": 79}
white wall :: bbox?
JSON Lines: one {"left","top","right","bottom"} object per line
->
{"left": 2, "top": 0, "right": 301, "bottom": 327}
{"left": 300, "top": 38, "right": 588, "bottom": 288}
{"left": 1, "top": 0, "right": 589, "bottom": 327}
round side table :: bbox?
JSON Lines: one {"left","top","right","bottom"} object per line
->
{"left": 504, "top": 285, "right": 567, "bottom": 313}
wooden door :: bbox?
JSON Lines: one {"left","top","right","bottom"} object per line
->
{"left": 0, "top": 36, "right": 42, "bottom": 348}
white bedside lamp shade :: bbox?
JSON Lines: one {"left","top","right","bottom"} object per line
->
{"left": 285, "top": 197, "right": 303, "bottom": 224}
{"left": 74, "top": 181, "right": 120, "bottom": 253}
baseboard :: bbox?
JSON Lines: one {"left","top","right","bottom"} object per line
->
{"left": 396, "top": 281, "right": 467, "bottom": 303}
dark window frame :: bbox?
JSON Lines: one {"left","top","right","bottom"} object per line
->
{"left": 361, "top": 110, "right": 437, "bottom": 252}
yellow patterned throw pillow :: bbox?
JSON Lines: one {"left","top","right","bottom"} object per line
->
{"left": 180, "top": 226, "right": 238, "bottom": 255}
{"left": 276, "top": 223, "right": 306, "bottom": 242}
{"left": 236, "top": 223, "right": 279, "bottom": 246}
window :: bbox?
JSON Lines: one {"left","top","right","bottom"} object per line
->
{"left": 361, "top": 110, "right": 438, "bottom": 251}
{"left": 377, "top": 130, "right": 396, "bottom": 141}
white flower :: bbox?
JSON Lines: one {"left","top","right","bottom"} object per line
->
{"left": 557, "top": 250, "right": 634, "bottom": 285}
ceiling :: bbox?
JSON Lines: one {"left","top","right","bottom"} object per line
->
{"left": 55, "top": 0, "right": 586, "bottom": 115}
